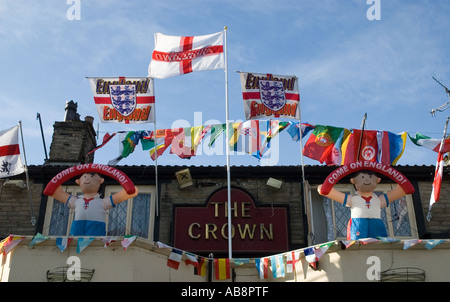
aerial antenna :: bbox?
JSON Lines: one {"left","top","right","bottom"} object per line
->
{"left": 430, "top": 77, "right": 450, "bottom": 116}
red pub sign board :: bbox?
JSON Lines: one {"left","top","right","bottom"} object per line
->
{"left": 173, "top": 187, "right": 289, "bottom": 254}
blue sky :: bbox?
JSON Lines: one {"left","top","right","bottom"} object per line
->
{"left": 1, "top": 0, "right": 450, "bottom": 168}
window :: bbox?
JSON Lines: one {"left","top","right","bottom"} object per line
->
{"left": 43, "top": 185, "right": 156, "bottom": 240}
{"left": 307, "top": 183, "right": 418, "bottom": 244}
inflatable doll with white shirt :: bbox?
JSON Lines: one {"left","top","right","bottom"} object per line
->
{"left": 43, "top": 164, "right": 139, "bottom": 236}
{"left": 317, "top": 161, "right": 415, "bottom": 240}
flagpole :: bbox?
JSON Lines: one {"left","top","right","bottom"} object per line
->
{"left": 224, "top": 26, "right": 232, "bottom": 259}
{"left": 18, "top": 121, "right": 36, "bottom": 226}
{"left": 427, "top": 116, "right": 450, "bottom": 221}
{"left": 152, "top": 77, "right": 159, "bottom": 217}
{"left": 356, "top": 112, "right": 367, "bottom": 161}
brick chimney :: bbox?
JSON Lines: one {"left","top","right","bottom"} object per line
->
{"left": 46, "top": 100, "right": 97, "bottom": 165}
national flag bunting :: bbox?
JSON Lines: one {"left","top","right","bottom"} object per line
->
{"left": 239, "top": 72, "right": 300, "bottom": 120}
{"left": 255, "top": 257, "right": 269, "bottom": 279}
{"left": 303, "top": 125, "right": 350, "bottom": 165}
{"left": 287, "top": 121, "right": 315, "bottom": 142}
{"left": 149, "top": 31, "right": 224, "bottom": 79}
{"left": 270, "top": 255, "right": 285, "bottom": 278}
{"left": 214, "top": 258, "right": 230, "bottom": 280}
{"left": 88, "top": 77, "right": 155, "bottom": 124}
{"left": 341, "top": 130, "right": 407, "bottom": 165}
{"left": 0, "top": 126, "right": 25, "bottom": 179}
{"left": 286, "top": 251, "right": 300, "bottom": 273}
{"left": 167, "top": 248, "right": 183, "bottom": 270}
{"left": 304, "top": 247, "right": 318, "bottom": 270}
{"left": 409, "top": 132, "right": 450, "bottom": 153}
{"left": 194, "top": 257, "right": 207, "bottom": 276}
{"left": 184, "top": 252, "right": 199, "bottom": 268}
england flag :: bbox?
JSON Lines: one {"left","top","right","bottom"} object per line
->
{"left": 148, "top": 31, "right": 224, "bottom": 79}
{"left": 0, "top": 126, "right": 25, "bottom": 178}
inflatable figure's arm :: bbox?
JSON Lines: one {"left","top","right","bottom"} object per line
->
{"left": 379, "top": 184, "right": 407, "bottom": 207}
{"left": 110, "top": 186, "right": 139, "bottom": 206}
{"left": 51, "top": 185, "right": 73, "bottom": 204}
{"left": 317, "top": 184, "right": 348, "bottom": 205}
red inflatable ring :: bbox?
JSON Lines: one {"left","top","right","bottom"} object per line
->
{"left": 320, "top": 161, "right": 415, "bottom": 196}
{"left": 43, "top": 164, "right": 135, "bottom": 196}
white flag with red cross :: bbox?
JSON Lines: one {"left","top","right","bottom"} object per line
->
{"left": 0, "top": 126, "right": 25, "bottom": 178}
{"left": 148, "top": 31, "right": 224, "bottom": 79}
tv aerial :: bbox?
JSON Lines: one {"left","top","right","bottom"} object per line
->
{"left": 430, "top": 77, "right": 450, "bottom": 116}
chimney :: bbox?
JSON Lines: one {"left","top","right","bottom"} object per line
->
{"left": 46, "top": 101, "right": 97, "bottom": 165}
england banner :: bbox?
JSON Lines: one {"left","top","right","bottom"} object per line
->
{"left": 0, "top": 126, "right": 25, "bottom": 178}
{"left": 148, "top": 31, "right": 224, "bottom": 79}
{"left": 239, "top": 72, "right": 300, "bottom": 120}
{"left": 88, "top": 77, "right": 155, "bottom": 124}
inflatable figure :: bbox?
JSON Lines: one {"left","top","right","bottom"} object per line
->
{"left": 318, "top": 162, "right": 413, "bottom": 240}
{"left": 44, "top": 164, "right": 138, "bottom": 236}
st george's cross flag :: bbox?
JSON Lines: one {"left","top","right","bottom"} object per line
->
{"left": 148, "top": 31, "right": 224, "bottom": 79}
{"left": 0, "top": 126, "right": 25, "bottom": 178}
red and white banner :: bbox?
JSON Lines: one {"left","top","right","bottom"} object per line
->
{"left": 0, "top": 126, "right": 25, "bottom": 178}
{"left": 88, "top": 77, "right": 155, "bottom": 124}
{"left": 148, "top": 31, "right": 224, "bottom": 79}
{"left": 239, "top": 72, "right": 300, "bottom": 120}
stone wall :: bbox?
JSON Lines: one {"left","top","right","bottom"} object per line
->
{"left": 0, "top": 178, "right": 43, "bottom": 238}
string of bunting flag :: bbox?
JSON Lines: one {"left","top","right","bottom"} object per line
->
{"left": 89, "top": 119, "right": 448, "bottom": 166}
{"left": 1, "top": 234, "right": 446, "bottom": 280}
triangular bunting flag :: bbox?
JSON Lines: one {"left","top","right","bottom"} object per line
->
{"left": 425, "top": 239, "right": 444, "bottom": 250}
{"left": 376, "top": 236, "right": 400, "bottom": 243}
{"left": 56, "top": 237, "right": 73, "bottom": 252}
{"left": 359, "top": 238, "right": 380, "bottom": 245}
{"left": 1, "top": 235, "right": 25, "bottom": 255}
{"left": 155, "top": 241, "right": 172, "bottom": 249}
{"left": 77, "top": 237, "right": 95, "bottom": 253}
{"left": 403, "top": 239, "right": 421, "bottom": 250}
{"left": 314, "top": 242, "right": 334, "bottom": 261}
{"left": 29, "top": 233, "right": 49, "bottom": 248}
{"left": 121, "top": 235, "right": 137, "bottom": 250}
{"left": 101, "top": 236, "right": 117, "bottom": 248}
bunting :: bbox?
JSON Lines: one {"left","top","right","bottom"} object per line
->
{"left": 214, "top": 258, "right": 231, "bottom": 280}
{"left": 1, "top": 235, "right": 25, "bottom": 255}
{"left": 2, "top": 235, "right": 447, "bottom": 280}
{"left": 87, "top": 120, "right": 444, "bottom": 167}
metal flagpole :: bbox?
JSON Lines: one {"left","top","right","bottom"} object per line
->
{"left": 18, "top": 121, "right": 36, "bottom": 226}
{"left": 224, "top": 26, "right": 233, "bottom": 259}
{"left": 356, "top": 112, "right": 367, "bottom": 161}
{"left": 152, "top": 77, "right": 159, "bottom": 217}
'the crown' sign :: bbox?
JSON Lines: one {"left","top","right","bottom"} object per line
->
{"left": 173, "top": 187, "right": 289, "bottom": 254}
